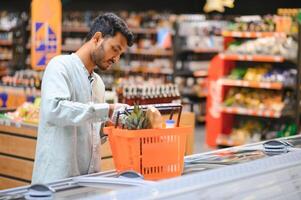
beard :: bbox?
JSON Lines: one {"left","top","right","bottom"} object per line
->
{"left": 91, "top": 41, "right": 110, "bottom": 71}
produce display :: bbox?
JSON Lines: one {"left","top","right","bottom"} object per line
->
{"left": 225, "top": 15, "right": 291, "bottom": 33}
{"left": 226, "top": 36, "right": 298, "bottom": 60}
{"left": 220, "top": 119, "right": 297, "bottom": 145}
{"left": 223, "top": 88, "right": 284, "bottom": 112}
{"left": 2, "top": 97, "right": 40, "bottom": 125}
{"left": 227, "top": 64, "right": 296, "bottom": 86}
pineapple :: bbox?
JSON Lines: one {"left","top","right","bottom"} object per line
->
{"left": 122, "top": 104, "right": 151, "bottom": 130}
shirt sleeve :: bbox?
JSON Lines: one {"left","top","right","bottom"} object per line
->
{"left": 40, "top": 57, "right": 109, "bottom": 127}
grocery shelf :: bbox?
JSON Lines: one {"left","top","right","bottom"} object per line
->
{"left": 220, "top": 106, "right": 282, "bottom": 118}
{"left": 216, "top": 135, "right": 243, "bottom": 147}
{"left": 219, "top": 78, "right": 283, "bottom": 90}
{"left": 62, "top": 45, "right": 81, "bottom": 52}
{"left": 62, "top": 26, "right": 158, "bottom": 34}
{"left": 0, "top": 28, "right": 12, "bottom": 32}
{"left": 59, "top": 47, "right": 174, "bottom": 55}
{"left": 219, "top": 53, "right": 285, "bottom": 62}
{"left": 174, "top": 70, "right": 208, "bottom": 77}
{"left": 129, "top": 27, "right": 158, "bottom": 34}
{"left": 193, "top": 70, "right": 208, "bottom": 77}
{"left": 0, "top": 61, "right": 10, "bottom": 66}
{"left": 0, "top": 57, "right": 12, "bottom": 61}
{"left": 197, "top": 115, "right": 206, "bottom": 122}
{"left": 180, "top": 48, "right": 221, "bottom": 53}
{"left": 182, "top": 92, "right": 207, "bottom": 99}
{"left": 0, "top": 118, "right": 38, "bottom": 130}
{"left": 222, "top": 31, "right": 286, "bottom": 38}
{"left": 0, "top": 40, "right": 12, "bottom": 46}
{"left": 174, "top": 71, "right": 195, "bottom": 77}
{"left": 113, "top": 67, "right": 173, "bottom": 75}
{"left": 63, "top": 26, "right": 89, "bottom": 33}
{"left": 128, "top": 49, "right": 173, "bottom": 56}
{"left": 198, "top": 93, "right": 208, "bottom": 98}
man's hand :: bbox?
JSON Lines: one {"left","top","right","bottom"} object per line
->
{"left": 109, "top": 103, "right": 130, "bottom": 125}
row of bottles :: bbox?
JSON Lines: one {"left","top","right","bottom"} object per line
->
{"left": 0, "top": 86, "right": 40, "bottom": 108}
{"left": 117, "top": 83, "right": 180, "bottom": 105}
{"left": 0, "top": 70, "right": 42, "bottom": 108}
{"left": 1, "top": 69, "right": 43, "bottom": 89}
{"left": 0, "top": 32, "right": 12, "bottom": 41}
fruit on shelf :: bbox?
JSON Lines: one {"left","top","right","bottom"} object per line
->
{"left": 226, "top": 15, "right": 276, "bottom": 32}
{"left": 223, "top": 88, "right": 284, "bottom": 112}
{"left": 225, "top": 15, "right": 292, "bottom": 33}
{"left": 226, "top": 65, "right": 296, "bottom": 87}
{"left": 243, "top": 67, "right": 269, "bottom": 82}
{"left": 228, "top": 67, "right": 247, "bottom": 80}
{"left": 218, "top": 119, "right": 297, "bottom": 146}
{"left": 5, "top": 97, "right": 40, "bottom": 124}
{"left": 226, "top": 36, "right": 297, "bottom": 60}
{"left": 230, "top": 120, "right": 263, "bottom": 144}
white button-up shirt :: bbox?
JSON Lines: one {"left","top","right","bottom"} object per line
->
{"left": 32, "top": 53, "right": 109, "bottom": 184}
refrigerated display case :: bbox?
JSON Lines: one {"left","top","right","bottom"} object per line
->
{"left": 1, "top": 135, "right": 301, "bottom": 199}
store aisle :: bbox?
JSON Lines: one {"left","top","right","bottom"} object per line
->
{"left": 194, "top": 124, "right": 215, "bottom": 154}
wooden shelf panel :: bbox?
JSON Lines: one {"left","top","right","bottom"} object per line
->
{"left": 0, "top": 155, "right": 33, "bottom": 181}
{"left": 0, "top": 176, "right": 29, "bottom": 190}
{"left": 0, "top": 134, "right": 36, "bottom": 159}
{"left": 0, "top": 123, "right": 37, "bottom": 138}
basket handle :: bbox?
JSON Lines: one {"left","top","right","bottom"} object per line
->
{"left": 115, "top": 103, "right": 183, "bottom": 128}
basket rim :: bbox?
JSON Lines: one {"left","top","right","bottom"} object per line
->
{"left": 106, "top": 126, "right": 193, "bottom": 138}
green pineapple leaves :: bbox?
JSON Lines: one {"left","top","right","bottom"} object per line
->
{"left": 122, "top": 103, "right": 151, "bottom": 130}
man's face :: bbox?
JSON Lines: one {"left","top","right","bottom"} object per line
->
{"left": 91, "top": 32, "right": 128, "bottom": 71}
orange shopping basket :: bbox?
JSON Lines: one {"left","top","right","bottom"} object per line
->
{"left": 104, "top": 104, "right": 193, "bottom": 180}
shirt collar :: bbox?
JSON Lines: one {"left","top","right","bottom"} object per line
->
{"left": 71, "top": 53, "right": 96, "bottom": 81}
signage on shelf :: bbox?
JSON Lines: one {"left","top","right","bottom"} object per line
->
{"left": 31, "top": 0, "right": 62, "bottom": 70}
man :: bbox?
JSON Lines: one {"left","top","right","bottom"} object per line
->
{"left": 32, "top": 13, "right": 134, "bottom": 184}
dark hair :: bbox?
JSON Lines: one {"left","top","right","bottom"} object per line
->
{"left": 86, "top": 13, "right": 134, "bottom": 46}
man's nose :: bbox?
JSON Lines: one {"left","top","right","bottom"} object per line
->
{"left": 113, "top": 55, "right": 120, "bottom": 63}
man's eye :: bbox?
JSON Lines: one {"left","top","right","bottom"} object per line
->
{"left": 112, "top": 47, "right": 118, "bottom": 53}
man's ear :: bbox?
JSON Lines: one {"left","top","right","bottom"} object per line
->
{"left": 92, "top": 32, "right": 103, "bottom": 43}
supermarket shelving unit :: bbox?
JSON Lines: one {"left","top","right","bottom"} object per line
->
{"left": 206, "top": 26, "right": 301, "bottom": 147}
{"left": 297, "top": 20, "right": 301, "bottom": 135}
{"left": 173, "top": 16, "right": 226, "bottom": 123}
{"left": 24, "top": 15, "right": 175, "bottom": 91}
{"left": 0, "top": 28, "right": 13, "bottom": 77}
